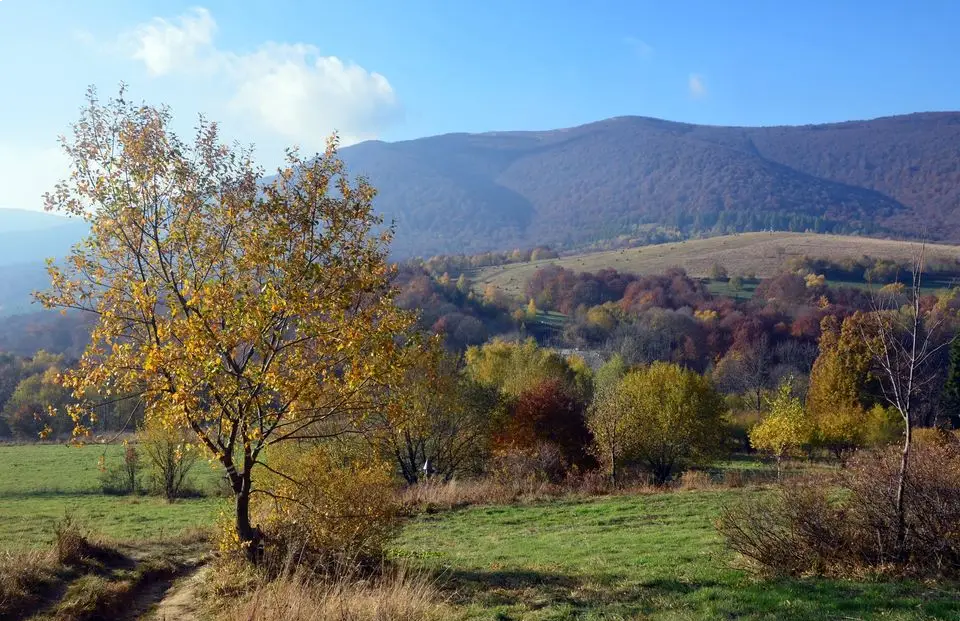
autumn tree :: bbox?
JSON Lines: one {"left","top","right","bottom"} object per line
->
{"left": 709, "top": 262, "right": 728, "bottom": 282}
{"left": 496, "top": 378, "right": 595, "bottom": 478}
{"left": 3, "top": 363, "right": 74, "bottom": 439}
{"left": 375, "top": 342, "right": 500, "bottom": 483}
{"left": 607, "top": 362, "right": 727, "bottom": 484}
{"left": 37, "top": 89, "right": 413, "bottom": 560}
{"left": 806, "top": 314, "right": 875, "bottom": 460}
{"left": 464, "top": 338, "right": 591, "bottom": 402}
{"left": 587, "top": 354, "right": 630, "bottom": 482}
{"left": 749, "top": 380, "right": 811, "bottom": 479}
{"left": 713, "top": 334, "right": 773, "bottom": 411}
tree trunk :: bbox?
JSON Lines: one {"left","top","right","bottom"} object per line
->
{"left": 609, "top": 445, "right": 618, "bottom": 486}
{"left": 775, "top": 453, "right": 782, "bottom": 481}
{"left": 895, "top": 420, "right": 911, "bottom": 560}
{"left": 223, "top": 453, "right": 262, "bottom": 564}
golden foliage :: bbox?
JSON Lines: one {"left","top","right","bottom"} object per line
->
{"left": 807, "top": 314, "right": 877, "bottom": 456}
{"left": 595, "top": 361, "right": 727, "bottom": 484}
{"left": 254, "top": 442, "right": 399, "bottom": 565}
{"left": 374, "top": 340, "right": 497, "bottom": 483}
{"left": 749, "top": 381, "right": 811, "bottom": 468}
{"left": 464, "top": 338, "right": 591, "bottom": 401}
{"left": 37, "top": 88, "right": 414, "bottom": 550}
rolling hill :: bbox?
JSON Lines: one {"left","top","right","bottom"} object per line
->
{"left": 340, "top": 113, "right": 960, "bottom": 257}
{"left": 473, "top": 232, "right": 960, "bottom": 297}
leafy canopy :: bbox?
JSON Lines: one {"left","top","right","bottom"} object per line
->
{"left": 602, "top": 361, "right": 727, "bottom": 484}
{"left": 37, "top": 88, "right": 413, "bottom": 550}
{"left": 749, "top": 380, "right": 811, "bottom": 462}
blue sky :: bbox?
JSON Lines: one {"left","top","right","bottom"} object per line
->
{"left": 1, "top": 0, "right": 958, "bottom": 211}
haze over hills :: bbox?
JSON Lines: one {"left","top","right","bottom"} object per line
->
{"left": 0, "top": 209, "right": 88, "bottom": 265}
{"left": 340, "top": 112, "right": 960, "bottom": 257}
{"left": 0, "top": 210, "right": 88, "bottom": 316}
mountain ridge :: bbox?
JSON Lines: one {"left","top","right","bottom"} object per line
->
{"left": 3, "top": 111, "right": 959, "bottom": 263}
{"left": 335, "top": 111, "right": 960, "bottom": 257}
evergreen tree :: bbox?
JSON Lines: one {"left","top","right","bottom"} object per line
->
{"left": 940, "top": 334, "right": 960, "bottom": 428}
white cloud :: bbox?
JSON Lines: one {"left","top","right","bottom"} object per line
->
{"left": 688, "top": 73, "right": 707, "bottom": 98}
{"left": 125, "top": 8, "right": 217, "bottom": 76}
{"left": 227, "top": 44, "right": 397, "bottom": 146}
{"left": 0, "top": 145, "right": 69, "bottom": 212}
{"left": 624, "top": 36, "right": 654, "bottom": 60}
{"left": 114, "top": 8, "right": 398, "bottom": 149}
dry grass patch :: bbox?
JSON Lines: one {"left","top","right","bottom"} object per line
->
{"left": 0, "top": 517, "right": 207, "bottom": 621}
{"left": 217, "top": 565, "right": 451, "bottom": 621}
{"left": 398, "top": 470, "right": 749, "bottom": 513}
{"left": 0, "top": 549, "right": 63, "bottom": 620}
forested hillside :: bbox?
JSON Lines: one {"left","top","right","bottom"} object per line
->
{"left": 341, "top": 112, "right": 960, "bottom": 257}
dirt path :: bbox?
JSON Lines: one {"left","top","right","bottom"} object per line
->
{"left": 142, "top": 564, "right": 211, "bottom": 621}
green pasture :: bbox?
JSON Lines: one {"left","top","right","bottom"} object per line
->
{"left": 0, "top": 443, "right": 225, "bottom": 547}
{"left": 395, "top": 491, "right": 960, "bottom": 620}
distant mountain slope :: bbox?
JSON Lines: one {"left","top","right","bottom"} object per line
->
{"left": 0, "top": 209, "right": 88, "bottom": 266}
{"left": 0, "top": 208, "right": 74, "bottom": 233}
{"left": 340, "top": 113, "right": 960, "bottom": 257}
{"left": 3, "top": 113, "right": 959, "bottom": 264}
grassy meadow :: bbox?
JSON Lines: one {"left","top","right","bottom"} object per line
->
{"left": 474, "top": 232, "right": 960, "bottom": 298}
{"left": 0, "top": 444, "right": 225, "bottom": 547}
{"left": 395, "top": 491, "right": 960, "bottom": 620}
{"left": 2, "top": 444, "right": 959, "bottom": 619}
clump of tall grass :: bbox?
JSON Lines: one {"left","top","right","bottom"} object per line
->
{"left": 0, "top": 549, "right": 61, "bottom": 619}
{"left": 213, "top": 558, "right": 449, "bottom": 621}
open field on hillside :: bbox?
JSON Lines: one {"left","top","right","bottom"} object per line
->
{"left": 474, "top": 232, "right": 960, "bottom": 297}
{"left": 395, "top": 491, "right": 960, "bottom": 620}
{"left": 3, "top": 445, "right": 959, "bottom": 619}
{"left": 0, "top": 444, "right": 224, "bottom": 548}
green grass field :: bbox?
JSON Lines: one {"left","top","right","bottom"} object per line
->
{"left": 395, "top": 491, "right": 960, "bottom": 620}
{"left": 0, "top": 444, "right": 225, "bottom": 548}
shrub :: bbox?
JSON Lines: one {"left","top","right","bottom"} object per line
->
{"left": 596, "top": 362, "right": 728, "bottom": 484}
{"left": 718, "top": 442, "right": 960, "bottom": 577}
{"left": 96, "top": 443, "right": 142, "bottom": 495}
{"left": 253, "top": 443, "right": 399, "bottom": 571}
{"left": 138, "top": 423, "right": 198, "bottom": 500}
{"left": 912, "top": 426, "right": 957, "bottom": 447}
{"left": 492, "top": 442, "right": 570, "bottom": 485}
{"left": 718, "top": 480, "right": 848, "bottom": 576}
{"left": 495, "top": 379, "right": 596, "bottom": 478}
{"left": 54, "top": 515, "right": 99, "bottom": 566}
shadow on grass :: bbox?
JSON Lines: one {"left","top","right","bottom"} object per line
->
{"left": 433, "top": 566, "right": 960, "bottom": 620}
{"left": 435, "top": 567, "right": 720, "bottom": 618}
